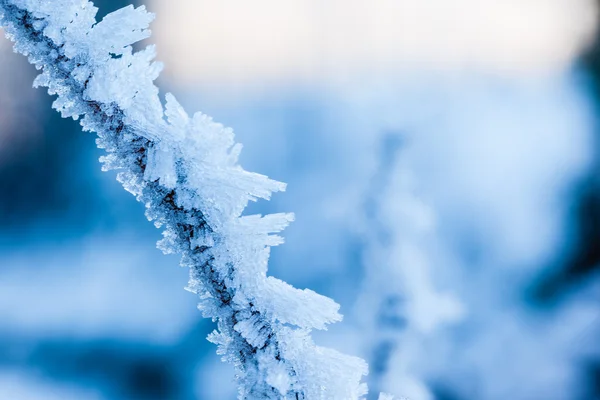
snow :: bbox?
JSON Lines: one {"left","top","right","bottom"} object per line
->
{"left": 0, "top": 0, "right": 368, "bottom": 397}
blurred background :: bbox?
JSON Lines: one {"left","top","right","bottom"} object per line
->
{"left": 0, "top": 0, "right": 599, "bottom": 399}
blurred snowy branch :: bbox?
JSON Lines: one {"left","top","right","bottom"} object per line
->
{"left": 355, "top": 134, "right": 463, "bottom": 399}
{"left": 0, "top": 0, "right": 367, "bottom": 398}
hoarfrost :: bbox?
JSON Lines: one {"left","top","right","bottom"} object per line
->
{"left": 0, "top": 0, "right": 368, "bottom": 397}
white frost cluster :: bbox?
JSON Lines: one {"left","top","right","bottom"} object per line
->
{"left": 0, "top": 0, "right": 367, "bottom": 398}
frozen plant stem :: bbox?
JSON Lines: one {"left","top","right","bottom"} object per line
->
{"left": 0, "top": 1, "right": 368, "bottom": 398}
{"left": 356, "top": 134, "right": 462, "bottom": 399}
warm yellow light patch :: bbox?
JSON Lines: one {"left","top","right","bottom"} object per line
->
{"left": 152, "top": 0, "right": 597, "bottom": 86}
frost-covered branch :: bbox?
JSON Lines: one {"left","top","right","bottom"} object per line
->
{"left": 356, "top": 134, "right": 462, "bottom": 399}
{"left": 0, "top": 1, "right": 367, "bottom": 398}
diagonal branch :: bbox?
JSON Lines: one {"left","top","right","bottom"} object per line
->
{"left": 0, "top": 1, "right": 368, "bottom": 398}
